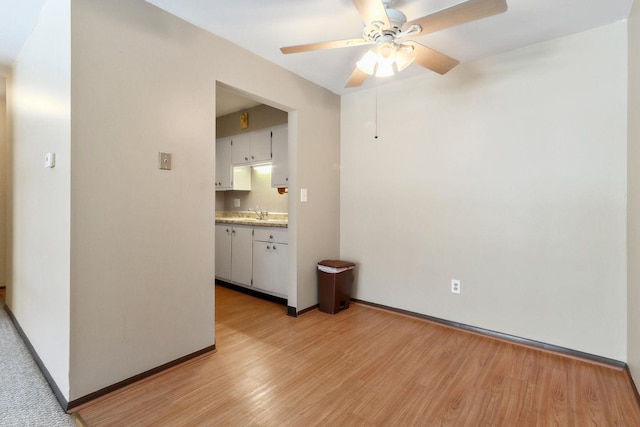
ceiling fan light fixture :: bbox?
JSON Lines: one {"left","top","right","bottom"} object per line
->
{"left": 371, "top": 40, "right": 397, "bottom": 77}
{"left": 375, "top": 58, "right": 395, "bottom": 77}
{"left": 356, "top": 50, "right": 378, "bottom": 75}
{"left": 356, "top": 41, "right": 414, "bottom": 79}
{"left": 377, "top": 42, "right": 396, "bottom": 60}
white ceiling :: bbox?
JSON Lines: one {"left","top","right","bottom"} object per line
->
{"left": 216, "top": 84, "right": 262, "bottom": 117}
{"left": 0, "top": 0, "right": 633, "bottom": 97}
{"left": 0, "top": 0, "right": 47, "bottom": 75}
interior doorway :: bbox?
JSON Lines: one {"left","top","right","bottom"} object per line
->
{"left": 214, "top": 83, "right": 293, "bottom": 315}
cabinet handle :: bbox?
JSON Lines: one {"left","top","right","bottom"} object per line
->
{"left": 273, "top": 245, "right": 277, "bottom": 250}
{"left": 232, "top": 230, "right": 235, "bottom": 234}
{"left": 244, "top": 156, "right": 248, "bottom": 161}
{"left": 269, "top": 235, "right": 274, "bottom": 239}
{"left": 267, "top": 245, "right": 271, "bottom": 249}
{"left": 251, "top": 156, "right": 255, "bottom": 160}
{"left": 226, "top": 228, "right": 229, "bottom": 233}
{"left": 286, "top": 177, "right": 288, "bottom": 182}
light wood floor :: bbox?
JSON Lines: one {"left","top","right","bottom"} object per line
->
{"left": 75, "top": 285, "right": 640, "bottom": 426}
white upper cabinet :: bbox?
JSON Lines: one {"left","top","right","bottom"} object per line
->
{"left": 215, "top": 137, "right": 232, "bottom": 191}
{"left": 231, "top": 129, "right": 272, "bottom": 165}
{"left": 231, "top": 133, "right": 251, "bottom": 164}
{"left": 219, "top": 124, "right": 287, "bottom": 190}
{"left": 271, "top": 124, "right": 288, "bottom": 188}
{"left": 216, "top": 137, "right": 251, "bottom": 191}
{"left": 249, "top": 128, "right": 273, "bottom": 164}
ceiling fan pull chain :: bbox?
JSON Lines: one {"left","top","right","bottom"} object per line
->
{"left": 374, "top": 83, "right": 379, "bottom": 140}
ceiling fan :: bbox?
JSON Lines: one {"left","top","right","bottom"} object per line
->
{"left": 280, "top": 0, "right": 508, "bottom": 88}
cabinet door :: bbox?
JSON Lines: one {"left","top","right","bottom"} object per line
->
{"left": 231, "top": 133, "right": 251, "bottom": 164}
{"left": 250, "top": 128, "right": 272, "bottom": 163}
{"left": 215, "top": 225, "right": 232, "bottom": 281}
{"left": 253, "top": 241, "right": 288, "bottom": 297}
{"left": 232, "top": 165, "right": 251, "bottom": 191}
{"left": 215, "top": 137, "right": 232, "bottom": 191}
{"left": 271, "top": 125, "right": 288, "bottom": 187}
{"left": 231, "top": 226, "right": 253, "bottom": 286}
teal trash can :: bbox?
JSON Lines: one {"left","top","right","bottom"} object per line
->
{"left": 317, "top": 260, "right": 355, "bottom": 314}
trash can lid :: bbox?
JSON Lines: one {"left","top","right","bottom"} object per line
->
{"left": 318, "top": 260, "right": 355, "bottom": 269}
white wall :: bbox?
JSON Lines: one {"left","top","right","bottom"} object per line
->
{"left": 628, "top": 0, "right": 640, "bottom": 384}
{"left": 341, "top": 23, "right": 627, "bottom": 360}
{"left": 11, "top": 0, "right": 71, "bottom": 399}
{"left": 295, "top": 101, "right": 341, "bottom": 309}
{"left": 67, "top": 0, "right": 339, "bottom": 399}
{"left": 0, "top": 78, "right": 7, "bottom": 287}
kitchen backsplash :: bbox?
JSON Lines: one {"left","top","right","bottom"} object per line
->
{"left": 216, "top": 167, "right": 288, "bottom": 213}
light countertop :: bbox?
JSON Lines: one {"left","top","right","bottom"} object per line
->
{"left": 215, "top": 211, "right": 288, "bottom": 228}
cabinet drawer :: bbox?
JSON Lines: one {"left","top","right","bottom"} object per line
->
{"left": 254, "top": 227, "right": 288, "bottom": 244}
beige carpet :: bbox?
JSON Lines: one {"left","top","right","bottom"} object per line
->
{"left": 0, "top": 299, "right": 76, "bottom": 427}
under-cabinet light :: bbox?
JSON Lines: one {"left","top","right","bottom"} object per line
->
{"left": 253, "top": 164, "right": 272, "bottom": 174}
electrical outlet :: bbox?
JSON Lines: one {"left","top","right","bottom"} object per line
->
{"left": 234, "top": 199, "right": 241, "bottom": 207}
{"left": 451, "top": 279, "right": 461, "bottom": 294}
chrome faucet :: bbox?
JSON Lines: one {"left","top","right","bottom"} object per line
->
{"left": 251, "top": 207, "right": 269, "bottom": 220}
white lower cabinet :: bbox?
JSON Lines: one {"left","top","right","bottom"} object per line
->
{"left": 215, "top": 224, "right": 288, "bottom": 298}
{"left": 252, "top": 229, "right": 288, "bottom": 297}
{"left": 215, "top": 224, "right": 253, "bottom": 287}
{"left": 230, "top": 226, "right": 253, "bottom": 287}
{"left": 215, "top": 225, "right": 232, "bottom": 281}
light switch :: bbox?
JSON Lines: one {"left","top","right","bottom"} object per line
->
{"left": 234, "top": 199, "right": 241, "bottom": 207}
{"left": 301, "top": 188, "right": 308, "bottom": 203}
{"left": 44, "top": 152, "right": 55, "bottom": 168}
{"left": 159, "top": 152, "right": 171, "bottom": 170}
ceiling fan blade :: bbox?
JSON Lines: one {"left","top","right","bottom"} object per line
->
{"left": 281, "top": 38, "right": 372, "bottom": 54}
{"left": 345, "top": 67, "right": 369, "bottom": 88}
{"left": 403, "top": 0, "right": 507, "bottom": 36}
{"left": 352, "top": 0, "right": 390, "bottom": 27}
{"left": 404, "top": 41, "right": 460, "bottom": 75}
